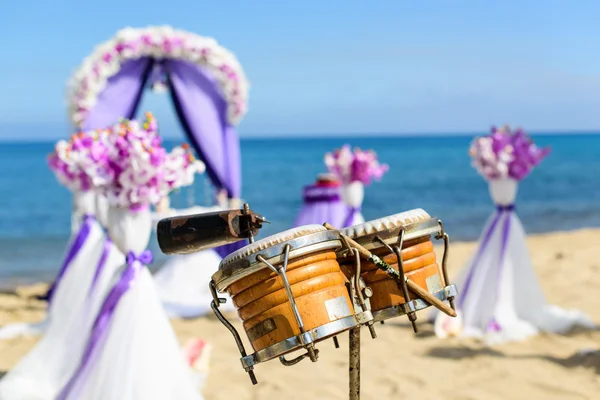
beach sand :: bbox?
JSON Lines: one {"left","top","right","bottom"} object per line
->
{"left": 1, "top": 229, "right": 599, "bottom": 399}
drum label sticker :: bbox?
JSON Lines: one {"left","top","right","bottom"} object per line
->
{"left": 325, "top": 296, "right": 352, "bottom": 321}
{"left": 426, "top": 275, "right": 443, "bottom": 293}
{"left": 247, "top": 318, "right": 277, "bottom": 342}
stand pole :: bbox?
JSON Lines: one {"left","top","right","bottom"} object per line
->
{"left": 349, "top": 326, "right": 360, "bottom": 400}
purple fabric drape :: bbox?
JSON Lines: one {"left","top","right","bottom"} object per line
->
{"left": 44, "top": 214, "right": 95, "bottom": 304}
{"left": 214, "top": 241, "right": 246, "bottom": 258}
{"left": 294, "top": 184, "right": 349, "bottom": 228}
{"left": 487, "top": 210, "right": 513, "bottom": 332}
{"left": 89, "top": 237, "right": 112, "bottom": 294}
{"left": 342, "top": 207, "right": 361, "bottom": 228}
{"left": 78, "top": 58, "right": 244, "bottom": 258}
{"left": 81, "top": 58, "right": 154, "bottom": 131}
{"left": 458, "top": 204, "right": 515, "bottom": 309}
{"left": 166, "top": 60, "right": 241, "bottom": 198}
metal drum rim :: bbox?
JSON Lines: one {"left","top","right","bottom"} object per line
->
{"left": 213, "top": 230, "right": 343, "bottom": 292}
{"left": 241, "top": 314, "right": 359, "bottom": 366}
{"left": 371, "top": 284, "right": 458, "bottom": 322}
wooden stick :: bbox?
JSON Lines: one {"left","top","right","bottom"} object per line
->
{"left": 323, "top": 223, "right": 374, "bottom": 260}
{"left": 324, "top": 223, "right": 456, "bottom": 318}
{"left": 405, "top": 279, "right": 456, "bottom": 317}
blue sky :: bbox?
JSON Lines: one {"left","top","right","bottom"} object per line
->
{"left": 0, "top": 0, "right": 599, "bottom": 139}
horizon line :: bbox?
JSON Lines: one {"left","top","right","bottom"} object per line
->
{"left": 1, "top": 129, "right": 599, "bottom": 143}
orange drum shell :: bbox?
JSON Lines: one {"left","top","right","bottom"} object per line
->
{"left": 339, "top": 236, "right": 443, "bottom": 312}
{"left": 339, "top": 238, "right": 433, "bottom": 278}
{"left": 232, "top": 259, "right": 341, "bottom": 309}
{"left": 228, "top": 251, "right": 339, "bottom": 295}
{"left": 237, "top": 271, "right": 346, "bottom": 321}
{"left": 225, "top": 249, "right": 354, "bottom": 353}
{"left": 362, "top": 251, "right": 437, "bottom": 283}
{"left": 243, "top": 285, "right": 353, "bottom": 351}
{"left": 368, "top": 263, "right": 442, "bottom": 311}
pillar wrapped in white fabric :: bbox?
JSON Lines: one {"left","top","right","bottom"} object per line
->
{"left": 0, "top": 193, "right": 124, "bottom": 399}
{"left": 433, "top": 178, "right": 596, "bottom": 344}
{"left": 57, "top": 206, "right": 203, "bottom": 400}
{"left": 71, "top": 190, "right": 97, "bottom": 233}
{"left": 340, "top": 181, "right": 365, "bottom": 226}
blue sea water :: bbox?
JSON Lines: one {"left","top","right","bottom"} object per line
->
{"left": 0, "top": 134, "right": 599, "bottom": 287}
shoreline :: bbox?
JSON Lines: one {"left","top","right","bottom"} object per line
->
{"left": 1, "top": 226, "right": 599, "bottom": 289}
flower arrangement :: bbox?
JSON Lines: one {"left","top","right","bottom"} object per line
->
{"left": 48, "top": 112, "right": 205, "bottom": 210}
{"left": 67, "top": 26, "right": 250, "bottom": 129}
{"left": 324, "top": 145, "right": 389, "bottom": 185}
{"left": 100, "top": 113, "right": 205, "bottom": 209}
{"left": 469, "top": 126, "right": 551, "bottom": 181}
{"left": 47, "top": 128, "right": 114, "bottom": 192}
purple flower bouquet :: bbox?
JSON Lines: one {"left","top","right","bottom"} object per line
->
{"left": 469, "top": 126, "right": 551, "bottom": 181}
{"left": 99, "top": 113, "right": 205, "bottom": 210}
{"left": 324, "top": 145, "right": 389, "bottom": 186}
{"left": 48, "top": 112, "right": 204, "bottom": 211}
{"left": 47, "top": 129, "right": 113, "bottom": 193}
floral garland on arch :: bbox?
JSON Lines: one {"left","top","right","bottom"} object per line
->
{"left": 48, "top": 112, "right": 205, "bottom": 210}
{"left": 469, "top": 125, "right": 551, "bottom": 181}
{"left": 324, "top": 145, "right": 389, "bottom": 185}
{"left": 67, "top": 26, "right": 250, "bottom": 129}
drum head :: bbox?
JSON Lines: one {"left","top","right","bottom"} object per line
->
{"left": 341, "top": 209, "right": 440, "bottom": 251}
{"left": 342, "top": 208, "right": 430, "bottom": 237}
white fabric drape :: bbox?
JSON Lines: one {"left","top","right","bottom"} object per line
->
{"left": 61, "top": 267, "right": 203, "bottom": 400}
{"left": 94, "top": 194, "right": 110, "bottom": 228}
{"left": 154, "top": 249, "right": 235, "bottom": 318}
{"left": 152, "top": 205, "right": 234, "bottom": 319}
{"left": 0, "top": 219, "right": 124, "bottom": 399}
{"left": 340, "top": 181, "right": 365, "bottom": 226}
{"left": 0, "top": 193, "right": 117, "bottom": 342}
{"left": 433, "top": 178, "right": 596, "bottom": 344}
{"left": 58, "top": 206, "right": 203, "bottom": 400}
{"left": 71, "top": 190, "right": 96, "bottom": 234}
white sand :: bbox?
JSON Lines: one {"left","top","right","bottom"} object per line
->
{"left": 1, "top": 229, "right": 599, "bottom": 399}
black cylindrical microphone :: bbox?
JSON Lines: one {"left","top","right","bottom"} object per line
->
{"left": 156, "top": 205, "right": 267, "bottom": 255}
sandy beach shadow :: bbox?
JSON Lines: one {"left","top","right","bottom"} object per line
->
{"left": 542, "top": 350, "right": 600, "bottom": 374}
{"left": 425, "top": 345, "right": 600, "bottom": 374}
{"left": 0, "top": 371, "right": 6, "bottom": 379}
{"left": 377, "top": 320, "right": 438, "bottom": 338}
{"left": 425, "top": 345, "right": 504, "bottom": 359}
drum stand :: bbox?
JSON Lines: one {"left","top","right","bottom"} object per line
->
{"left": 344, "top": 247, "right": 375, "bottom": 400}
{"left": 349, "top": 326, "right": 361, "bottom": 400}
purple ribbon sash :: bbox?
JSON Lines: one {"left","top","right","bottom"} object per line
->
{"left": 496, "top": 204, "right": 515, "bottom": 212}
{"left": 46, "top": 214, "right": 95, "bottom": 305}
{"left": 88, "top": 237, "right": 112, "bottom": 295}
{"left": 57, "top": 249, "right": 153, "bottom": 400}
{"left": 458, "top": 204, "right": 515, "bottom": 309}
{"left": 486, "top": 210, "right": 512, "bottom": 332}
{"left": 342, "top": 206, "right": 361, "bottom": 228}
{"left": 126, "top": 249, "right": 153, "bottom": 265}
{"left": 304, "top": 194, "right": 341, "bottom": 203}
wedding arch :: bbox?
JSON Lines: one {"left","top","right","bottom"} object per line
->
{"left": 66, "top": 25, "right": 250, "bottom": 198}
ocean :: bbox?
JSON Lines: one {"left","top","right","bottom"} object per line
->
{"left": 0, "top": 134, "right": 599, "bottom": 287}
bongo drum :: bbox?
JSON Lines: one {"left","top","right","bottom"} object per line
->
{"left": 339, "top": 209, "right": 457, "bottom": 323}
{"left": 211, "top": 224, "right": 360, "bottom": 370}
